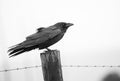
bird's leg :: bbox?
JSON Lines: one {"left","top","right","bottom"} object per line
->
{"left": 46, "top": 48, "right": 51, "bottom": 51}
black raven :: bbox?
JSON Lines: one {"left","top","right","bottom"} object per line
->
{"left": 8, "top": 22, "right": 73, "bottom": 57}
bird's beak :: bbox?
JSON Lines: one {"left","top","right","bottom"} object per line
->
{"left": 66, "top": 23, "right": 74, "bottom": 27}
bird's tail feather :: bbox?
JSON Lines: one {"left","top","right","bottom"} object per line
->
{"left": 8, "top": 43, "right": 26, "bottom": 57}
{"left": 8, "top": 40, "right": 38, "bottom": 57}
{"left": 9, "top": 49, "right": 26, "bottom": 57}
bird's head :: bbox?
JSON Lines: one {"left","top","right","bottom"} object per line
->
{"left": 54, "top": 22, "right": 73, "bottom": 31}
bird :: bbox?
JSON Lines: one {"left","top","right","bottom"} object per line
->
{"left": 8, "top": 22, "right": 73, "bottom": 57}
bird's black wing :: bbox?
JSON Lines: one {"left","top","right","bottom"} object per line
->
{"left": 26, "top": 26, "right": 57, "bottom": 40}
{"left": 8, "top": 27, "right": 61, "bottom": 57}
{"left": 24, "top": 28, "right": 61, "bottom": 47}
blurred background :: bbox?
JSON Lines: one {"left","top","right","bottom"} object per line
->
{"left": 0, "top": 0, "right": 120, "bottom": 81}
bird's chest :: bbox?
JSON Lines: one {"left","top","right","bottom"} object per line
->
{"left": 41, "top": 33, "right": 64, "bottom": 48}
{"left": 47, "top": 33, "right": 64, "bottom": 45}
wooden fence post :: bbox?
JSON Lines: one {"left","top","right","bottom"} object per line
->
{"left": 40, "top": 50, "right": 63, "bottom": 81}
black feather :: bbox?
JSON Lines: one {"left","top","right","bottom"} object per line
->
{"left": 8, "top": 22, "right": 73, "bottom": 57}
{"left": 9, "top": 49, "right": 26, "bottom": 57}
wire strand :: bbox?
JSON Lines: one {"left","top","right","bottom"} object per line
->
{"left": 0, "top": 65, "right": 120, "bottom": 73}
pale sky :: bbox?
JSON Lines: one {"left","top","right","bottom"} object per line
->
{"left": 0, "top": 0, "right": 120, "bottom": 81}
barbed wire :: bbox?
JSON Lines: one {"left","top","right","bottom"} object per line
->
{"left": 0, "top": 65, "right": 120, "bottom": 73}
